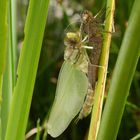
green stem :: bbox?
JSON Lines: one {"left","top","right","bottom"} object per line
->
{"left": 1, "top": 0, "right": 17, "bottom": 139}
{"left": 0, "top": 1, "right": 8, "bottom": 140}
{"left": 88, "top": 0, "right": 115, "bottom": 139}
{"left": 9, "top": 0, "right": 17, "bottom": 87}
{"left": 1, "top": 42, "right": 13, "bottom": 140}
{"left": 0, "top": 0, "right": 8, "bottom": 101}
{"left": 97, "top": 0, "right": 140, "bottom": 139}
{"left": 4, "top": 0, "right": 50, "bottom": 140}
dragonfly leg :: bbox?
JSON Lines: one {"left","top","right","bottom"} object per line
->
{"left": 89, "top": 63, "right": 105, "bottom": 70}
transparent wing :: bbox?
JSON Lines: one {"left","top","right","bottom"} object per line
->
{"left": 47, "top": 61, "right": 88, "bottom": 137}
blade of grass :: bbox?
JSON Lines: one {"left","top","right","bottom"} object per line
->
{"left": 0, "top": 0, "right": 8, "bottom": 103}
{"left": 35, "top": 119, "right": 41, "bottom": 140}
{"left": 97, "top": 0, "right": 140, "bottom": 139}
{"left": 9, "top": 0, "right": 17, "bottom": 86}
{"left": 1, "top": 41, "right": 13, "bottom": 140}
{"left": 24, "top": 119, "right": 42, "bottom": 140}
{"left": 1, "top": 0, "right": 17, "bottom": 139}
{"left": 0, "top": 1, "right": 8, "bottom": 140}
{"left": 130, "top": 133, "right": 140, "bottom": 140}
{"left": 41, "top": 120, "right": 48, "bottom": 140}
{"left": 4, "top": 0, "right": 50, "bottom": 140}
{"left": 88, "top": 0, "right": 115, "bottom": 140}
{"left": 42, "top": 126, "right": 48, "bottom": 140}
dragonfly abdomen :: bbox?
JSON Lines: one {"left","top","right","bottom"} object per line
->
{"left": 78, "top": 83, "right": 94, "bottom": 119}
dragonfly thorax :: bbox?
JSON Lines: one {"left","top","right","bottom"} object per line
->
{"left": 64, "top": 32, "right": 82, "bottom": 63}
{"left": 64, "top": 46, "right": 79, "bottom": 62}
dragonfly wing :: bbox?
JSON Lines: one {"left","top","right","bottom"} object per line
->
{"left": 47, "top": 61, "right": 88, "bottom": 137}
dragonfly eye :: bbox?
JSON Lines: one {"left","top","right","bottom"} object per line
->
{"left": 64, "top": 32, "right": 80, "bottom": 47}
{"left": 64, "top": 38, "right": 78, "bottom": 48}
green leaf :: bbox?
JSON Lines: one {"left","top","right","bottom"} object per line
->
{"left": 88, "top": 0, "right": 115, "bottom": 139}
{"left": 1, "top": 0, "right": 17, "bottom": 139}
{"left": 9, "top": 0, "right": 17, "bottom": 86}
{"left": 4, "top": 0, "right": 50, "bottom": 140}
{"left": 0, "top": 1, "right": 8, "bottom": 140}
{"left": 0, "top": 1, "right": 8, "bottom": 71}
{"left": 97, "top": 0, "right": 140, "bottom": 139}
{"left": 0, "top": 0, "right": 8, "bottom": 98}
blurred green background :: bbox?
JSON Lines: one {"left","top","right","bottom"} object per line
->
{"left": 17, "top": 0, "right": 140, "bottom": 139}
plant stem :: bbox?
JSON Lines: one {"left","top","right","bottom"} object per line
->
{"left": 1, "top": 0, "right": 17, "bottom": 139}
{"left": 9, "top": 0, "right": 17, "bottom": 87}
{"left": 0, "top": 1, "right": 8, "bottom": 139}
{"left": 4, "top": 0, "right": 50, "bottom": 140}
{"left": 97, "top": 0, "right": 140, "bottom": 139}
{"left": 88, "top": 0, "right": 115, "bottom": 140}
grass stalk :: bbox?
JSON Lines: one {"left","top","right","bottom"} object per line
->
{"left": 0, "top": 0, "right": 8, "bottom": 102}
{"left": 1, "top": 0, "right": 17, "bottom": 139}
{"left": 97, "top": 0, "right": 140, "bottom": 139}
{"left": 1, "top": 42, "right": 13, "bottom": 140}
{"left": 131, "top": 133, "right": 140, "bottom": 140}
{"left": 88, "top": 0, "right": 115, "bottom": 140}
{"left": 9, "top": 0, "right": 17, "bottom": 86}
{"left": 4, "top": 0, "right": 50, "bottom": 140}
{"left": 0, "top": 1, "right": 8, "bottom": 140}
{"left": 35, "top": 119, "right": 41, "bottom": 140}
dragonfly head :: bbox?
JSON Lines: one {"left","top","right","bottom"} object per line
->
{"left": 64, "top": 32, "right": 81, "bottom": 48}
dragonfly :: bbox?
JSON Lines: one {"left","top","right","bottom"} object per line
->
{"left": 46, "top": 31, "right": 93, "bottom": 137}
{"left": 47, "top": 9, "right": 104, "bottom": 138}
